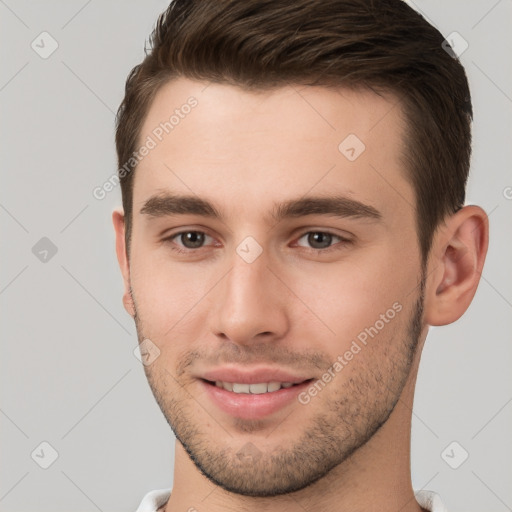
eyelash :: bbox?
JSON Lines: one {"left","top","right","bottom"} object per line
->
{"left": 162, "top": 230, "right": 352, "bottom": 255}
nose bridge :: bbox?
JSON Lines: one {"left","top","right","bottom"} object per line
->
{"left": 212, "top": 238, "right": 289, "bottom": 343}
{"left": 228, "top": 243, "right": 268, "bottom": 304}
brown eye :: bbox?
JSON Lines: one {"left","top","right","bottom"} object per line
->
{"left": 178, "top": 231, "right": 206, "bottom": 249}
{"left": 296, "top": 231, "right": 345, "bottom": 251}
{"left": 306, "top": 232, "right": 334, "bottom": 249}
{"left": 163, "top": 230, "right": 216, "bottom": 253}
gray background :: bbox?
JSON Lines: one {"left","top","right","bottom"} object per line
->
{"left": 1, "top": 1, "right": 511, "bottom": 511}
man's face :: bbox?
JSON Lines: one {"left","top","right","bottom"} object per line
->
{"left": 125, "top": 79, "right": 426, "bottom": 496}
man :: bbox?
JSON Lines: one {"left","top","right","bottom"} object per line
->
{"left": 112, "top": 1, "right": 489, "bottom": 511}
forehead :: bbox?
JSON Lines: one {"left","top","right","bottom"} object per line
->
{"left": 133, "top": 78, "right": 413, "bottom": 225}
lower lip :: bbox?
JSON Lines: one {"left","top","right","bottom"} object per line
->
{"left": 200, "top": 379, "right": 313, "bottom": 420}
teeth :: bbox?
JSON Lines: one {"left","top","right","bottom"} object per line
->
{"left": 232, "top": 383, "right": 250, "bottom": 393}
{"left": 249, "top": 383, "right": 268, "bottom": 394}
{"left": 213, "top": 381, "right": 297, "bottom": 394}
{"left": 267, "top": 382, "right": 282, "bottom": 392}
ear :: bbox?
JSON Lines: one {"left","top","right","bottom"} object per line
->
{"left": 424, "top": 205, "right": 489, "bottom": 326}
{"left": 112, "top": 207, "right": 136, "bottom": 317}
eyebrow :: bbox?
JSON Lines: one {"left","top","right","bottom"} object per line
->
{"left": 139, "top": 192, "right": 382, "bottom": 224}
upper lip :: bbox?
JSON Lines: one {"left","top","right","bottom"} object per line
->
{"left": 199, "top": 367, "right": 313, "bottom": 385}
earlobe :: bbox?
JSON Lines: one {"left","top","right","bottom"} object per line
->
{"left": 424, "top": 206, "right": 489, "bottom": 326}
{"left": 123, "top": 289, "right": 136, "bottom": 318}
{"left": 112, "top": 208, "right": 136, "bottom": 318}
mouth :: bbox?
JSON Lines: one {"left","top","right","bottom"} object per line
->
{"left": 202, "top": 379, "right": 314, "bottom": 394}
{"left": 199, "top": 378, "right": 315, "bottom": 420}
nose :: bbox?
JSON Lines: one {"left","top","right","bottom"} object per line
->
{"left": 210, "top": 245, "right": 290, "bottom": 346}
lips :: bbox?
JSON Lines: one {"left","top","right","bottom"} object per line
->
{"left": 200, "top": 367, "right": 312, "bottom": 385}
{"left": 197, "top": 367, "right": 315, "bottom": 419}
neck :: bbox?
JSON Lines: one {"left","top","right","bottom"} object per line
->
{"left": 164, "top": 347, "right": 427, "bottom": 512}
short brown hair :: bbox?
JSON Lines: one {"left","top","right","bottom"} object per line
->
{"left": 115, "top": 0, "right": 472, "bottom": 263}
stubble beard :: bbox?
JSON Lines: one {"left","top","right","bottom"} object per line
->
{"left": 131, "top": 277, "right": 425, "bottom": 497}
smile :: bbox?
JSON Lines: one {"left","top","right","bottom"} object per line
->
{"left": 210, "top": 380, "right": 303, "bottom": 394}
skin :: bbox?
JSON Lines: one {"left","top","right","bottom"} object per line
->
{"left": 112, "top": 78, "right": 488, "bottom": 512}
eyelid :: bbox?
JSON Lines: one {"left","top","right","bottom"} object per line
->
{"left": 160, "top": 223, "right": 217, "bottom": 240}
{"left": 294, "top": 227, "right": 353, "bottom": 241}
{"left": 292, "top": 222, "right": 353, "bottom": 238}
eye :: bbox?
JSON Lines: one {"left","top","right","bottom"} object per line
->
{"left": 164, "top": 231, "right": 216, "bottom": 253}
{"left": 295, "top": 231, "right": 350, "bottom": 252}
{"left": 162, "top": 229, "right": 351, "bottom": 255}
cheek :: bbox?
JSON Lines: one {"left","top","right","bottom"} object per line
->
{"left": 129, "top": 248, "right": 211, "bottom": 338}
{"left": 288, "top": 254, "right": 412, "bottom": 349}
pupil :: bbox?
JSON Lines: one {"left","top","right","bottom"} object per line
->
{"left": 183, "top": 231, "right": 204, "bottom": 248}
{"left": 309, "top": 232, "right": 331, "bottom": 249}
